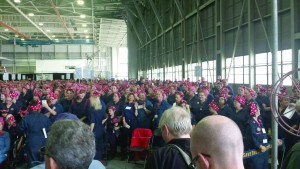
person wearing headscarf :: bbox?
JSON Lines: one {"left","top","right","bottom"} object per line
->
{"left": 3, "top": 93, "right": 20, "bottom": 123}
{"left": 106, "top": 92, "right": 124, "bottom": 117}
{"left": 42, "top": 92, "right": 63, "bottom": 123}
{"left": 120, "top": 93, "right": 139, "bottom": 160}
{"left": 58, "top": 88, "right": 75, "bottom": 112}
{"left": 245, "top": 102, "right": 268, "bottom": 169}
{"left": 105, "top": 106, "right": 119, "bottom": 159}
{"left": 69, "top": 86, "right": 90, "bottom": 123}
{"left": 0, "top": 117, "right": 10, "bottom": 164}
{"left": 231, "top": 95, "right": 250, "bottom": 149}
{"left": 88, "top": 90, "right": 107, "bottom": 161}
{"left": 190, "top": 90, "right": 210, "bottom": 123}
{"left": 216, "top": 93, "right": 234, "bottom": 118}
{"left": 136, "top": 91, "right": 153, "bottom": 129}
{"left": 17, "top": 100, "right": 51, "bottom": 168}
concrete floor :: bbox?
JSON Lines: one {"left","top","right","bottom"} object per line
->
{"left": 105, "top": 157, "right": 144, "bottom": 169}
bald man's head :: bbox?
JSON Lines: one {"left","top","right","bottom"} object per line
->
{"left": 190, "top": 115, "right": 244, "bottom": 169}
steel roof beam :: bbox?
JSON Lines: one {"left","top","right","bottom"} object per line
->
{"left": 148, "top": 0, "right": 163, "bottom": 30}
{"left": 0, "top": 20, "right": 30, "bottom": 39}
{"left": 125, "top": 8, "right": 142, "bottom": 45}
{"left": 174, "top": 0, "right": 184, "bottom": 19}
{"left": 6, "top": 0, "right": 52, "bottom": 40}
{"left": 48, "top": 0, "right": 73, "bottom": 39}
{"left": 133, "top": 0, "right": 151, "bottom": 39}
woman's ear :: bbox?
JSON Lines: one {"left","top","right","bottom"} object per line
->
{"left": 197, "top": 153, "right": 210, "bottom": 169}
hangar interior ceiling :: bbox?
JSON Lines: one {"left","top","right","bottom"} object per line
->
{"left": 0, "top": 0, "right": 127, "bottom": 47}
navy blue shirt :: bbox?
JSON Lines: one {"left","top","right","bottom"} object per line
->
{"left": 69, "top": 98, "right": 90, "bottom": 120}
{"left": 122, "top": 102, "right": 138, "bottom": 129}
{"left": 89, "top": 100, "right": 106, "bottom": 138}
{"left": 190, "top": 99, "right": 210, "bottom": 123}
{"left": 152, "top": 100, "right": 171, "bottom": 130}
{"left": 137, "top": 100, "right": 153, "bottom": 129}
{"left": 48, "top": 102, "right": 64, "bottom": 123}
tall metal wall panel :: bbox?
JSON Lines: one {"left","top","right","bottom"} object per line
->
{"left": 128, "top": 0, "right": 291, "bottom": 74}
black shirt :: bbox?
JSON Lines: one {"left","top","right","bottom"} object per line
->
{"left": 145, "top": 138, "right": 191, "bottom": 169}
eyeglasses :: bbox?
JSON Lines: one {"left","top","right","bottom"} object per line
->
{"left": 188, "top": 153, "right": 210, "bottom": 169}
{"left": 188, "top": 155, "right": 199, "bottom": 169}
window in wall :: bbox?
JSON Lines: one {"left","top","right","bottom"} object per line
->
{"left": 255, "top": 53, "right": 268, "bottom": 85}
{"left": 147, "top": 70, "right": 151, "bottom": 80}
{"left": 202, "top": 60, "right": 216, "bottom": 83}
{"left": 225, "top": 55, "right": 249, "bottom": 84}
{"left": 186, "top": 63, "right": 198, "bottom": 82}
{"left": 166, "top": 66, "right": 175, "bottom": 81}
{"left": 271, "top": 49, "right": 292, "bottom": 86}
{"left": 175, "top": 65, "right": 182, "bottom": 81}
{"left": 117, "top": 48, "right": 128, "bottom": 79}
{"left": 225, "top": 58, "right": 234, "bottom": 83}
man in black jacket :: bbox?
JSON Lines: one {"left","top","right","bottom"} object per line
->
{"left": 145, "top": 107, "right": 192, "bottom": 169}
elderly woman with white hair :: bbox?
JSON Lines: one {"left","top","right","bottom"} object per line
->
{"left": 145, "top": 107, "right": 192, "bottom": 169}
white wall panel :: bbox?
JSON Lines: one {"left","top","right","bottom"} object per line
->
{"left": 28, "top": 46, "right": 41, "bottom": 52}
{"left": 36, "top": 59, "right": 86, "bottom": 73}
{"left": 15, "top": 46, "right": 27, "bottom": 52}
{"left": 55, "top": 45, "right": 68, "bottom": 52}
{"left": 68, "top": 45, "right": 80, "bottom": 53}
{"left": 81, "top": 45, "right": 94, "bottom": 53}
{"left": 1, "top": 45, "right": 13, "bottom": 52}
{"left": 42, "top": 45, "right": 55, "bottom": 52}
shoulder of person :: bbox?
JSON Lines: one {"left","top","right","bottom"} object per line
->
{"left": 88, "top": 160, "right": 106, "bottom": 169}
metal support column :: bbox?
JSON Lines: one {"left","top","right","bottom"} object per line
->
{"left": 248, "top": 0, "right": 255, "bottom": 88}
{"left": 271, "top": 0, "right": 278, "bottom": 168}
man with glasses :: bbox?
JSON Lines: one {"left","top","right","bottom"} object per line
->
{"left": 145, "top": 107, "right": 192, "bottom": 169}
{"left": 32, "top": 120, "right": 105, "bottom": 169}
{"left": 190, "top": 115, "right": 244, "bottom": 169}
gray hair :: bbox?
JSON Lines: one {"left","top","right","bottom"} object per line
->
{"left": 46, "top": 120, "right": 95, "bottom": 169}
{"left": 158, "top": 107, "right": 192, "bottom": 137}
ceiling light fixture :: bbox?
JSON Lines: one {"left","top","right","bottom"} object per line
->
{"left": 77, "top": 0, "right": 84, "bottom": 5}
{"left": 84, "top": 30, "right": 88, "bottom": 33}
{"left": 14, "top": 0, "right": 21, "bottom": 3}
{"left": 55, "top": 39, "right": 58, "bottom": 41}
{"left": 21, "top": 38, "right": 24, "bottom": 41}
{"left": 86, "top": 36, "right": 89, "bottom": 38}
{"left": 4, "top": 29, "right": 9, "bottom": 31}
{"left": 82, "top": 24, "right": 87, "bottom": 27}
{"left": 28, "top": 13, "right": 34, "bottom": 16}
{"left": 38, "top": 23, "right": 44, "bottom": 26}
{"left": 80, "top": 14, "right": 86, "bottom": 18}
{"left": 46, "top": 29, "right": 50, "bottom": 32}
{"left": 52, "top": 35, "right": 55, "bottom": 38}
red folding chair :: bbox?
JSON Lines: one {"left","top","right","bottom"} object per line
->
{"left": 125, "top": 128, "right": 152, "bottom": 168}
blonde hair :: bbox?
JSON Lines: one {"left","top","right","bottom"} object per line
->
{"left": 89, "top": 96, "right": 102, "bottom": 110}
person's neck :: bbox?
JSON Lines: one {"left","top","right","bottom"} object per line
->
{"left": 166, "top": 134, "right": 190, "bottom": 143}
{"left": 235, "top": 107, "right": 242, "bottom": 112}
{"left": 77, "top": 98, "right": 83, "bottom": 102}
{"left": 189, "top": 94, "right": 195, "bottom": 99}
{"left": 253, "top": 116, "right": 258, "bottom": 121}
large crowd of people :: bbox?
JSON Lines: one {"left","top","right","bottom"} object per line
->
{"left": 0, "top": 76, "right": 299, "bottom": 168}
